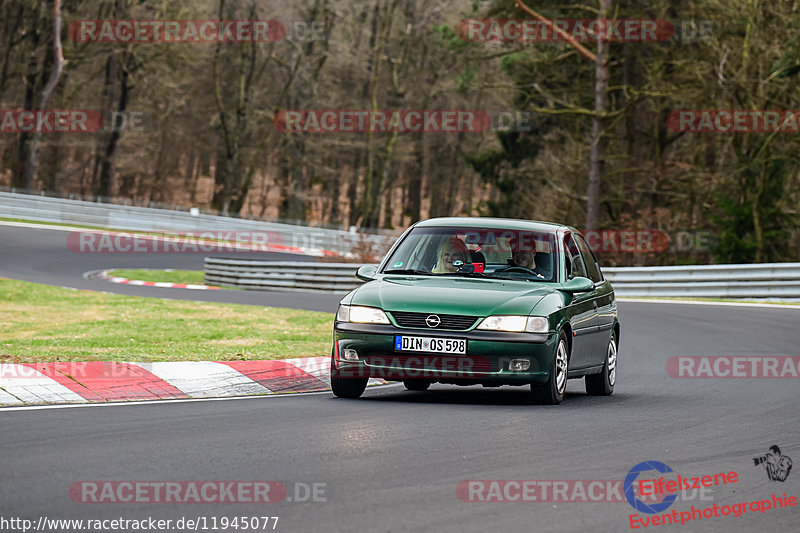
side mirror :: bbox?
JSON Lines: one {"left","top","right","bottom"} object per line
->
{"left": 356, "top": 265, "right": 378, "bottom": 281}
{"left": 561, "top": 276, "right": 594, "bottom": 294}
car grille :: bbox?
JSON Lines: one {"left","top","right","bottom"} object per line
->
{"left": 364, "top": 355, "right": 495, "bottom": 373}
{"left": 389, "top": 311, "right": 478, "bottom": 330}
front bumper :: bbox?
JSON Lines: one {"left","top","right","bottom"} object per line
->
{"left": 333, "top": 322, "right": 557, "bottom": 385}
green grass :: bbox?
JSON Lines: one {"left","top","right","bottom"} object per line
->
{"left": 0, "top": 278, "right": 334, "bottom": 362}
{"left": 107, "top": 269, "right": 207, "bottom": 285}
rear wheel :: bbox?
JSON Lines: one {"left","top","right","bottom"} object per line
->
{"left": 585, "top": 332, "right": 616, "bottom": 396}
{"left": 330, "top": 351, "right": 368, "bottom": 399}
{"left": 531, "top": 331, "right": 569, "bottom": 405}
{"left": 403, "top": 379, "right": 431, "bottom": 391}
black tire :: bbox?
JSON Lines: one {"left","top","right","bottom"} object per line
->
{"left": 403, "top": 379, "right": 431, "bottom": 391}
{"left": 531, "top": 331, "right": 569, "bottom": 405}
{"left": 330, "top": 352, "right": 368, "bottom": 399}
{"left": 585, "top": 331, "right": 616, "bottom": 396}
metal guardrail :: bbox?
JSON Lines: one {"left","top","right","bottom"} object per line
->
{"left": 204, "top": 258, "right": 800, "bottom": 300}
{"left": 602, "top": 263, "right": 800, "bottom": 299}
{"left": 0, "top": 191, "right": 394, "bottom": 257}
{"left": 3, "top": 191, "right": 797, "bottom": 300}
{"left": 204, "top": 259, "right": 371, "bottom": 293}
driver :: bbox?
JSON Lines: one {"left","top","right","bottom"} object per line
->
{"left": 432, "top": 237, "right": 468, "bottom": 273}
{"left": 498, "top": 237, "right": 545, "bottom": 279}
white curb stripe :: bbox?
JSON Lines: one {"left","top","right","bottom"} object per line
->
{"left": 0, "top": 387, "right": 24, "bottom": 405}
{"left": 135, "top": 361, "right": 273, "bottom": 398}
{"left": 96, "top": 269, "right": 222, "bottom": 291}
{"left": 282, "top": 357, "right": 330, "bottom": 386}
{"left": 0, "top": 364, "right": 88, "bottom": 404}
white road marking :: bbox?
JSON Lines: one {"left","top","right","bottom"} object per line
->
{"left": 0, "top": 220, "right": 80, "bottom": 232}
{"left": 618, "top": 297, "right": 800, "bottom": 310}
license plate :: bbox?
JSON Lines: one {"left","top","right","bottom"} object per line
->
{"left": 394, "top": 336, "right": 467, "bottom": 354}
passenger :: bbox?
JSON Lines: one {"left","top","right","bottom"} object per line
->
{"left": 432, "top": 237, "right": 468, "bottom": 273}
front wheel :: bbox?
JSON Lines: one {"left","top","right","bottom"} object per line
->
{"left": 531, "top": 331, "right": 569, "bottom": 405}
{"left": 585, "top": 332, "right": 616, "bottom": 396}
{"left": 330, "top": 352, "right": 368, "bottom": 399}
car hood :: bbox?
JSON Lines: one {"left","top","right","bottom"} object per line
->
{"left": 348, "top": 275, "right": 553, "bottom": 316}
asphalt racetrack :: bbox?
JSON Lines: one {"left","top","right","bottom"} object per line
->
{"left": 1, "top": 223, "right": 799, "bottom": 532}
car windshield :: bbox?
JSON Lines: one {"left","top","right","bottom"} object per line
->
{"left": 381, "top": 226, "right": 557, "bottom": 282}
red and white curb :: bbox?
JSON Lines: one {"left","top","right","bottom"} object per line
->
{"left": 0, "top": 357, "right": 384, "bottom": 406}
{"left": 97, "top": 269, "right": 221, "bottom": 290}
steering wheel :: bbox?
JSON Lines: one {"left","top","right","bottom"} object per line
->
{"left": 501, "top": 266, "right": 537, "bottom": 275}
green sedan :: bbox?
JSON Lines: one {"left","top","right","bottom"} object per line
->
{"left": 331, "top": 217, "right": 619, "bottom": 404}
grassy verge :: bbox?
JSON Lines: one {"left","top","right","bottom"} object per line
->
{"left": 107, "top": 269, "right": 207, "bottom": 285}
{"left": 0, "top": 278, "right": 333, "bottom": 362}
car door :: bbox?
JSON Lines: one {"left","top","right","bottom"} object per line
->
{"left": 562, "top": 234, "right": 598, "bottom": 371}
{"left": 574, "top": 234, "right": 614, "bottom": 366}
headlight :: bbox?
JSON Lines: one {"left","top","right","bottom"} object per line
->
{"left": 336, "top": 305, "right": 390, "bottom": 324}
{"left": 476, "top": 315, "right": 549, "bottom": 333}
{"left": 476, "top": 315, "right": 527, "bottom": 332}
{"left": 524, "top": 316, "right": 549, "bottom": 333}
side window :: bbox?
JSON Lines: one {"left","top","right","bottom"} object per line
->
{"left": 574, "top": 234, "right": 603, "bottom": 283}
{"left": 563, "top": 235, "right": 587, "bottom": 279}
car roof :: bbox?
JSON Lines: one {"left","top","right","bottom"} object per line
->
{"left": 413, "top": 217, "right": 573, "bottom": 234}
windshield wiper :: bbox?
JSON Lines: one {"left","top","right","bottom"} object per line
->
{"left": 382, "top": 268, "right": 431, "bottom": 275}
{"left": 490, "top": 273, "right": 549, "bottom": 282}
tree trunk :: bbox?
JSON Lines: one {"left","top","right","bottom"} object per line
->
{"left": 97, "top": 51, "right": 131, "bottom": 198}
{"left": 13, "top": 3, "right": 44, "bottom": 189}
{"left": 584, "top": 0, "right": 610, "bottom": 232}
{"left": 23, "top": 0, "right": 62, "bottom": 191}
